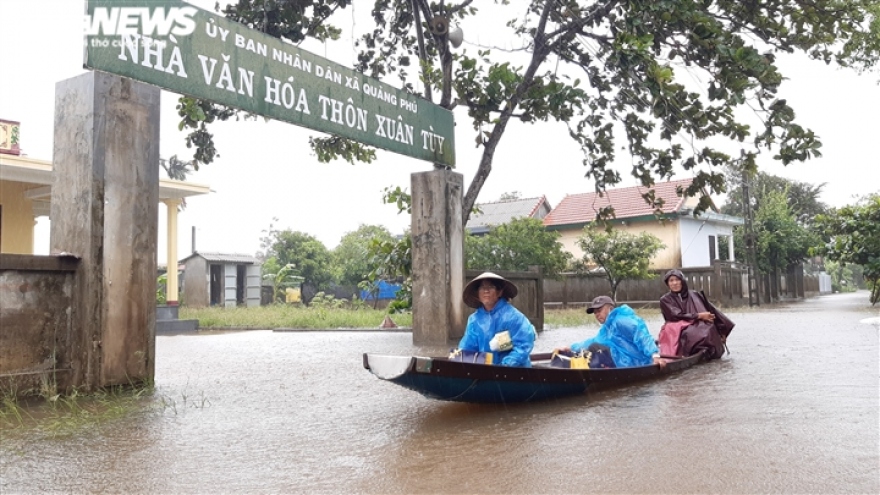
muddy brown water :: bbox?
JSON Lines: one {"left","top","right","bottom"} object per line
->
{"left": 2, "top": 292, "right": 878, "bottom": 494}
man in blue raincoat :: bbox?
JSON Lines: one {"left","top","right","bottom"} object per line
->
{"left": 561, "top": 296, "right": 664, "bottom": 368}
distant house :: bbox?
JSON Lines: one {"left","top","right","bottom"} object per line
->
{"left": 466, "top": 196, "right": 552, "bottom": 235}
{"left": 180, "top": 252, "right": 261, "bottom": 308}
{"left": 543, "top": 178, "right": 744, "bottom": 268}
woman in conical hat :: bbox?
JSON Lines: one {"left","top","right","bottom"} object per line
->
{"left": 455, "top": 272, "right": 536, "bottom": 367}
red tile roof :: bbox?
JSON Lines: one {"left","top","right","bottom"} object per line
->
{"left": 543, "top": 178, "right": 694, "bottom": 227}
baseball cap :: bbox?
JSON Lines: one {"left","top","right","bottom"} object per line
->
{"left": 586, "top": 295, "right": 615, "bottom": 314}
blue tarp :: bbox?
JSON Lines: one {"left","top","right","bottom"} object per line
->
{"left": 360, "top": 280, "right": 402, "bottom": 300}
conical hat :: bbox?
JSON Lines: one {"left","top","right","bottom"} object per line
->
{"left": 462, "top": 272, "right": 519, "bottom": 309}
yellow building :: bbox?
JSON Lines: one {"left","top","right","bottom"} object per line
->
{"left": 0, "top": 139, "right": 210, "bottom": 305}
{"left": 543, "top": 178, "right": 744, "bottom": 269}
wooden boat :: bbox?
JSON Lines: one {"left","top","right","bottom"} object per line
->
{"left": 363, "top": 351, "right": 704, "bottom": 403}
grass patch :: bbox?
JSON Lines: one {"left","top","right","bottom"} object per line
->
{"left": 181, "top": 305, "right": 662, "bottom": 330}
{"left": 0, "top": 383, "right": 156, "bottom": 438}
{"left": 0, "top": 382, "right": 212, "bottom": 440}
{"left": 180, "top": 304, "right": 412, "bottom": 330}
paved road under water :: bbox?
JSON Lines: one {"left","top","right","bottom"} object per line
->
{"left": 2, "top": 292, "right": 878, "bottom": 494}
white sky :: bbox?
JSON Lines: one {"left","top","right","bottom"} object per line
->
{"left": 1, "top": 1, "right": 877, "bottom": 263}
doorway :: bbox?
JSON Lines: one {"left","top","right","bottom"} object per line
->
{"left": 210, "top": 264, "right": 223, "bottom": 306}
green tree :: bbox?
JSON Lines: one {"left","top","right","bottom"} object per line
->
{"left": 363, "top": 233, "right": 413, "bottom": 313}
{"left": 721, "top": 168, "right": 828, "bottom": 226}
{"left": 333, "top": 224, "right": 394, "bottom": 287}
{"left": 813, "top": 194, "right": 880, "bottom": 305}
{"left": 466, "top": 217, "right": 571, "bottom": 277}
{"left": 740, "top": 189, "right": 819, "bottom": 276}
{"left": 260, "top": 227, "right": 333, "bottom": 304}
{"left": 261, "top": 261, "right": 304, "bottom": 304}
{"left": 176, "top": 1, "right": 878, "bottom": 223}
{"left": 823, "top": 260, "right": 859, "bottom": 294}
{"left": 575, "top": 227, "right": 665, "bottom": 300}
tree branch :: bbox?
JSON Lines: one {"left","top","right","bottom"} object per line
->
{"left": 462, "top": 0, "right": 557, "bottom": 223}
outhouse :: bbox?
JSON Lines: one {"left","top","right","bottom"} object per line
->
{"left": 180, "top": 252, "right": 261, "bottom": 308}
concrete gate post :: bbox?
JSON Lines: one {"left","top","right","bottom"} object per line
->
{"left": 410, "top": 170, "right": 466, "bottom": 345}
{"left": 50, "top": 72, "right": 160, "bottom": 389}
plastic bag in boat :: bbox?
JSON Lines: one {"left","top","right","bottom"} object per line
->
{"left": 448, "top": 348, "right": 495, "bottom": 365}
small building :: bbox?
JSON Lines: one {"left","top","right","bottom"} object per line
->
{"left": 466, "top": 196, "right": 552, "bottom": 235}
{"left": 180, "top": 252, "right": 261, "bottom": 308}
{"left": 543, "top": 178, "right": 744, "bottom": 268}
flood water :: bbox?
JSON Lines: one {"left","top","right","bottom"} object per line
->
{"left": 2, "top": 292, "right": 878, "bottom": 494}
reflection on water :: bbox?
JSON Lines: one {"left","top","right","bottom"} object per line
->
{"left": 2, "top": 292, "right": 878, "bottom": 494}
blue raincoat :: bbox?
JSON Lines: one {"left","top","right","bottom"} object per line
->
{"left": 570, "top": 304, "right": 658, "bottom": 368}
{"left": 458, "top": 298, "right": 536, "bottom": 367}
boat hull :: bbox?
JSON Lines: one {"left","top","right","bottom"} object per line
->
{"left": 363, "top": 352, "right": 703, "bottom": 403}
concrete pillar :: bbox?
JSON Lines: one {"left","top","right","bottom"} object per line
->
{"left": 163, "top": 198, "right": 182, "bottom": 305}
{"left": 410, "top": 170, "right": 465, "bottom": 345}
{"left": 728, "top": 234, "right": 735, "bottom": 261}
{"left": 50, "top": 72, "right": 159, "bottom": 389}
{"left": 713, "top": 235, "right": 720, "bottom": 261}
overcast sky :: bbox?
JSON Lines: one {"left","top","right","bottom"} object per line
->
{"left": 1, "top": 1, "right": 877, "bottom": 263}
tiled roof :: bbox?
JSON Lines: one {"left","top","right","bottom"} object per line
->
{"left": 181, "top": 252, "right": 261, "bottom": 264}
{"left": 467, "top": 196, "right": 551, "bottom": 232}
{"left": 543, "top": 178, "right": 695, "bottom": 227}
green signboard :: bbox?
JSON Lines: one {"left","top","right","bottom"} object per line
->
{"left": 83, "top": 0, "right": 455, "bottom": 166}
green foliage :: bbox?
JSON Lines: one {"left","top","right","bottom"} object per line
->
{"left": 575, "top": 227, "right": 665, "bottom": 300}
{"left": 738, "top": 189, "right": 820, "bottom": 275}
{"left": 466, "top": 217, "right": 571, "bottom": 278}
{"left": 262, "top": 261, "right": 303, "bottom": 304}
{"left": 175, "top": 1, "right": 878, "bottom": 226}
{"left": 363, "top": 233, "right": 412, "bottom": 313}
{"left": 333, "top": 224, "right": 394, "bottom": 287}
{"left": 159, "top": 155, "right": 194, "bottom": 181}
{"left": 156, "top": 273, "right": 167, "bottom": 305}
{"left": 308, "top": 292, "right": 348, "bottom": 309}
{"left": 721, "top": 167, "right": 828, "bottom": 226}
{"left": 813, "top": 194, "right": 880, "bottom": 305}
{"left": 309, "top": 136, "right": 377, "bottom": 165}
{"left": 381, "top": 185, "right": 412, "bottom": 215}
{"left": 259, "top": 225, "right": 333, "bottom": 303}
{"left": 175, "top": 96, "right": 236, "bottom": 167}
{"left": 838, "top": 2, "right": 880, "bottom": 74}
{"left": 823, "top": 260, "right": 860, "bottom": 294}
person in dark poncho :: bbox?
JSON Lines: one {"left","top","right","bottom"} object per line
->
{"left": 659, "top": 269, "right": 735, "bottom": 360}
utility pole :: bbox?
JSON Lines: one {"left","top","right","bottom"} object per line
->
{"left": 741, "top": 168, "right": 760, "bottom": 306}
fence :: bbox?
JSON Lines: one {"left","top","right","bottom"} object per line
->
{"left": 544, "top": 262, "right": 749, "bottom": 308}
{"left": 545, "top": 261, "right": 827, "bottom": 308}
{"left": 465, "top": 267, "right": 544, "bottom": 331}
